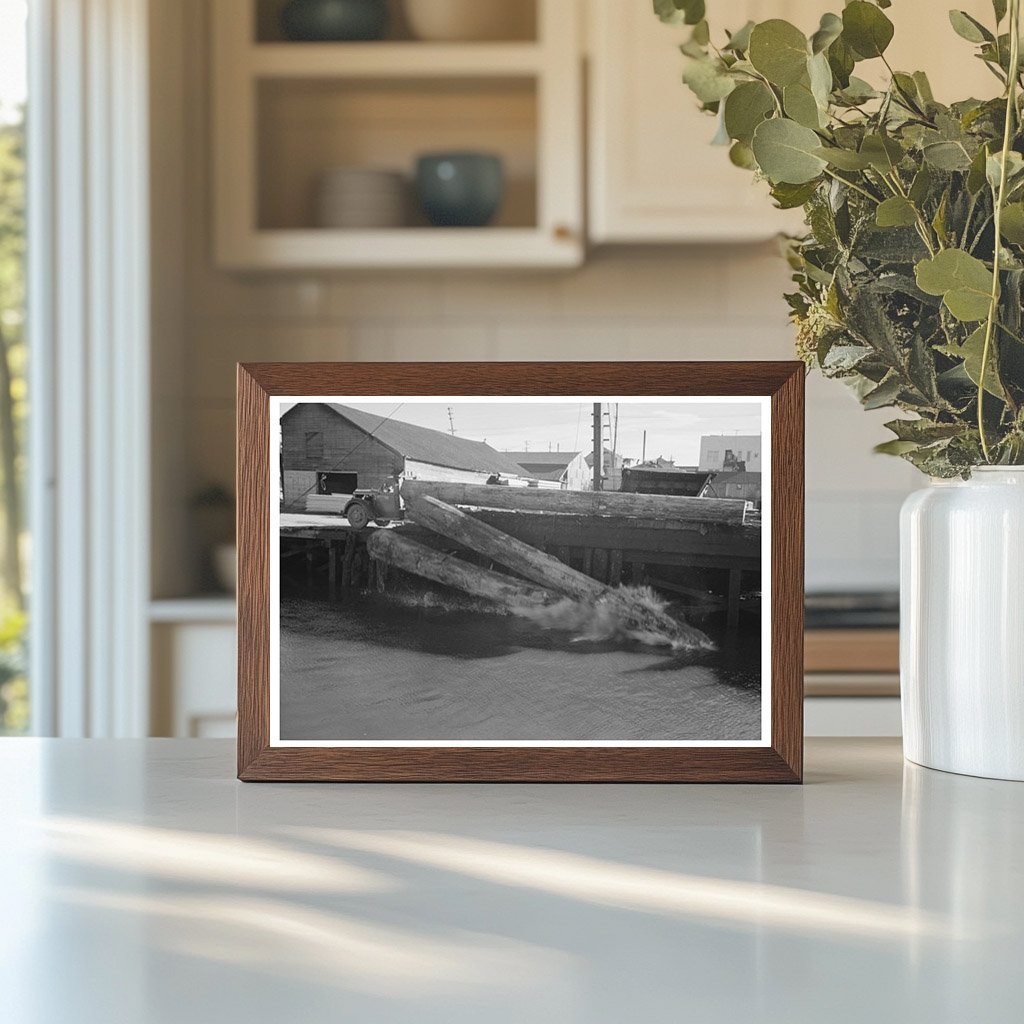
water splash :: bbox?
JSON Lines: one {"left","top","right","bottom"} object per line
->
{"left": 514, "top": 585, "right": 716, "bottom": 653}
{"left": 370, "top": 582, "right": 715, "bottom": 653}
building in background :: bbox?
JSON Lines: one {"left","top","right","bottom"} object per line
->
{"left": 504, "top": 450, "right": 584, "bottom": 490}
{"left": 280, "top": 403, "right": 527, "bottom": 511}
{"left": 698, "top": 434, "right": 761, "bottom": 473}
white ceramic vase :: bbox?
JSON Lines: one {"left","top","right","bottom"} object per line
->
{"left": 900, "top": 467, "right": 1024, "bottom": 780}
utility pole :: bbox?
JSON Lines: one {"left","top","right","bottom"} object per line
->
{"left": 447, "top": 407, "right": 456, "bottom": 435}
{"left": 642, "top": 429, "right": 647, "bottom": 463}
{"left": 592, "top": 402, "right": 603, "bottom": 491}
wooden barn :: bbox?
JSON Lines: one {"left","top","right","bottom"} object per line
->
{"left": 280, "top": 403, "right": 528, "bottom": 511}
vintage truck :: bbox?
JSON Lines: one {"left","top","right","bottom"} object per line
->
{"left": 340, "top": 485, "right": 403, "bottom": 529}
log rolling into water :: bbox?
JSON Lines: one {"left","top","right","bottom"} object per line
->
{"left": 401, "top": 480, "right": 748, "bottom": 527}
{"left": 365, "top": 530, "right": 557, "bottom": 608}
{"left": 405, "top": 494, "right": 610, "bottom": 603}
{"left": 402, "top": 495, "right": 714, "bottom": 650}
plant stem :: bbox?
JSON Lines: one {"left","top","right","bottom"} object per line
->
{"left": 822, "top": 167, "right": 880, "bottom": 205}
{"left": 884, "top": 171, "right": 939, "bottom": 254}
{"left": 979, "top": 0, "right": 1021, "bottom": 462}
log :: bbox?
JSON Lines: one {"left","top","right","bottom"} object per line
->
{"left": 402, "top": 479, "right": 748, "bottom": 526}
{"left": 404, "top": 495, "right": 609, "bottom": 603}
{"left": 365, "top": 530, "right": 557, "bottom": 607}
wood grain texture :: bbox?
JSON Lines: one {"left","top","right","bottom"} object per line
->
{"left": 237, "top": 361, "right": 805, "bottom": 783}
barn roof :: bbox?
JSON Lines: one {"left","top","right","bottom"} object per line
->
{"left": 283, "top": 403, "right": 528, "bottom": 476}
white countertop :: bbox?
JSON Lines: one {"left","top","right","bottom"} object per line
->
{"left": 1, "top": 738, "right": 1020, "bottom": 1023}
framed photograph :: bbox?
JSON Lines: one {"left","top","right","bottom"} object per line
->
{"left": 237, "top": 362, "right": 804, "bottom": 782}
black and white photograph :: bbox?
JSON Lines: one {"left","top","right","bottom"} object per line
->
{"left": 270, "top": 396, "right": 770, "bottom": 746}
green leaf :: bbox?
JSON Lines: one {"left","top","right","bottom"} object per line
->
{"left": 751, "top": 118, "right": 828, "bottom": 184}
{"left": 748, "top": 20, "right": 809, "bottom": 86}
{"left": 986, "top": 150, "right": 1024, "bottom": 191}
{"left": 915, "top": 249, "right": 994, "bottom": 321}
{"left": 729, "top": 140, "right": 757, "bottom": 169}
{"left": 862, "top": 374, "right": 903, "bottom": 409}
{"left": 1001, "top": 203, "right": 1024, "bottom": 245}
{"left": 810, "top": 12, "right": 843, "bottom": 54}
{"left": 860, "top": 133, "right": 904, "bottom": 173}
{"left": 922, "top": 140, "right": 973, "bottom": 171}
{"left": 653, "top": 0, "right": 705, "bottom": 26}
{"left": 723, "top": 81, "right": 775, "bottom": 144}
{"left": 876, "top": 197, "right": 918, "bottom": 228}
{"left": 940, "top": 325, "right": 1006, "bottom": 398}
{"left": 784, "top": 80, "right": 824, "bottom": 129}
{"left": 771, "top": 180, "right": 820, "bottom": 209}
{"left": 884, "top": 418, "right": 964, "bottom": 443}
{"left": 711, "top": 109, "right": 731, "bottom": 146}
{"left": 932, "top": 190, "right": 950, "bottom": 247}
{"left": 814, "top": 146, "right": 872, "bottom": 170}
{"left": 837, "top": 76, "right": 879, "bottom": 104}
{"left": 842, "top": 1, "right": 895, "bottom": 59}
{"left": 874, "top": 438, "right": 922, "bottom": 455}
{"left": 909, "top": 164, "right": 933, "bottom": 205}
{"left": 967, "top": 144, "right": 991, "bottom": 193}
{"left": 827, "top": 35, "right": 856, "bottom": 88}
{"left": 724, "top": 20, "right": 755, "bottom": 53}
{"left": 682, "top": 57, "right": 736, "bottom": 104}
{"left": 948, "top": 10, "right": 994, "bottom": 44}
{"left": 807, "top": 51, "right": 833, "bottom": 108}
{"left": 913, "top": 71, "right": 935, "bottom": 104}
{"left": 993, "top": 0, "right": 1008, "bottom": 24}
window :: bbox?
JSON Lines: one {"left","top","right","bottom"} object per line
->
{"left": 305, "top": 430, "right": 323, "bottom": 461}
{"left": 0, "top": 0, "right": 27, "bottom": 735}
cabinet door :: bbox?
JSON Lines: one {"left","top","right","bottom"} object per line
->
{"left": 587, "top": 0, "right": 996, "bottom": 244}
{"left": 587, "top": 0, "right": 807, "bottom": 243}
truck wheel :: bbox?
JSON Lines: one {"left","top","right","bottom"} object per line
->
{"left": 346, "top": 501, "right": 370, "bottom": 530}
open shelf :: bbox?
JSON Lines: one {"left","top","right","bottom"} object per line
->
{"left": 257, "top": 76, "right": 538, "bottom": 232}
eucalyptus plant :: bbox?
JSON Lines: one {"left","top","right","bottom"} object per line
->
{"left": 657, "top": 0, "right": 1024, "bottom": 475}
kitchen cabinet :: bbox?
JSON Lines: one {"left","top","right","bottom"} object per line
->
{"left": 211, "top": 0, "right": 583, "bottom": 269}
{"left": 587, "top": 0, "right": 812, "bottom": 243}
{"left": 587, "top": 0, "right": 998, "bottom": 244}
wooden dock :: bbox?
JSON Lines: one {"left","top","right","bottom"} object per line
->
{"left": 279, "top": 480, "right": 761, "bottom": 632}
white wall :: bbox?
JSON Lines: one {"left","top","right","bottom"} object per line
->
{"left": 157, "top": 0, "right": 921, "bottom": 598}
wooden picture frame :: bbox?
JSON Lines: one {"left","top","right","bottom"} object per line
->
{"left": 237, "top": 362, "right": 804, "bottom": 782}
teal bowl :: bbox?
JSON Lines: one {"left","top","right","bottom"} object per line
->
{"left": 281, "top": 0, "right": 388, "bottom": 42}
{"left": 415, "top": 152, "right": 505, "bottom": 228}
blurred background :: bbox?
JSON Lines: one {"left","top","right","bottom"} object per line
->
{"left": 0, "top": 0, "right": 997, "bottom": 740}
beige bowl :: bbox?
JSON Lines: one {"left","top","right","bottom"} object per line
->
{"left": 404, "top": 0, "right": 535, "bottom": 41}
{"left": 315, "top": 168, "right": 408, "bottom": 228}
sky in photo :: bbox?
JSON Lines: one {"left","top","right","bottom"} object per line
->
{"left": 297, "top": 399, "right": 764, "bottom": 466}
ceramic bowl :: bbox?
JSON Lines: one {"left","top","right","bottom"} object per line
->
{"left": 316, "top": 168, "right": 407, "bottom": 228}
{"left": 281, "top": 0, "right": 388, "bottom": 42}
{"left": 415, "top": 152, "right": 504, "bottom": 228}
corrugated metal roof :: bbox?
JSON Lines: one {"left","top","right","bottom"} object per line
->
{"left": 285, "top": 403, "right": 529, "bottom": 476}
